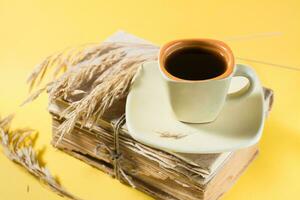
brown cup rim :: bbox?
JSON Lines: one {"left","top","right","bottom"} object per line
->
{"left": 159, "top": 39, "right": 235, "bottom": 82}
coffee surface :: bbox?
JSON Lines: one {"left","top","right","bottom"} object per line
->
{"left": 165, "top": 47, "right": 227, "bottom": 80}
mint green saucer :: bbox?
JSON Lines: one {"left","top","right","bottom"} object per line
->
{"left": 126, "top": 61, "right": 265, "bottom": 153}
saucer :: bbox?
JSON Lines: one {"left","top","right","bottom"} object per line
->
{"left": 126, "top": 61, "right": 265, "bottom": 153}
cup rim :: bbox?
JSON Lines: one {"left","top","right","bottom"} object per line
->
{"left": 159, "top": 39, "right": 235, "bottom": 82}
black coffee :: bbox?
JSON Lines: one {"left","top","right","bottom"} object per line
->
{"left": 165, "top": 47, "right": 227, "bottom": 80}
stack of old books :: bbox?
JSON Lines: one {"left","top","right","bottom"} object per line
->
{"left": 48, "top": 32, "right": 274, "bottom": 200}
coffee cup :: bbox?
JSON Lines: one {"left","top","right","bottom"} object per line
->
{"left": 159, "top": 39, "right": 259, "bottom": 123}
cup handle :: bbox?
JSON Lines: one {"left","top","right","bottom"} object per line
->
{"left": 227, "top": 64, "right": 259, "bottom": 100}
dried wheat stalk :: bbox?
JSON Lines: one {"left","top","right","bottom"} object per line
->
{"left": 156, "top": 131, "right": 188, "bottom": 139}
{"left": 0, "top": 115, "right": 81, "bottom": 200}
{"left": 25, "top": 42, "right": 158, "bottom": 145}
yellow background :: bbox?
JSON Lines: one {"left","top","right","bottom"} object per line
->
{"left": 0, "top": 0, "right": 300, "bottom": 199}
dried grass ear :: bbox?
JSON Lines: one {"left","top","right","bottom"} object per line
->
{"left": 0, "top": 115, "right": 81, "bottom": 200}
{"left": 26, "top": 42, "right": 158, "bottom": 146}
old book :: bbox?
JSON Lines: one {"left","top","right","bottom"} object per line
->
{"left": 49, "top": 87, "right": 272, "bottom": 200}
{"left": 48, "top": 32, "right": 274, "bottom": 200}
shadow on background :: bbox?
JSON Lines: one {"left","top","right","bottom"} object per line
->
{"left": 226, "top": 117, "right": 300, "bottom": 199}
